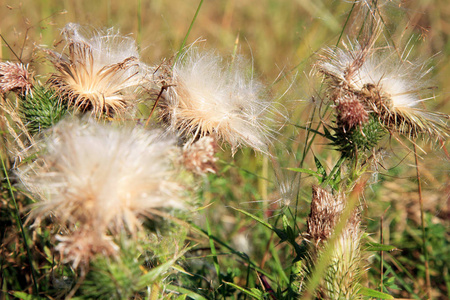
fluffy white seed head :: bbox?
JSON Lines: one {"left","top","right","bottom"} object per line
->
{"left": 18, "top": 118, "right": 184, "bottom": 235}
{"left": 317, "top": 40, "right": 449, "bottom": 139}
{"left": 158, "top": 49, "right": 274, "bottom": 154}
{"left": 47, "top": 23, "right": 145, "bottom": 116}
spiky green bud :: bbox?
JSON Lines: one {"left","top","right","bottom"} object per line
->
{"left": 20, "top": 84, "right": 68, "bottom": 135}
{"left": 332, "top": 114, "right": 386, "bottom": 158}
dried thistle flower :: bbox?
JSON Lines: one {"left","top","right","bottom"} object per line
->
{"left": 182, "top": 135, "right": 218, "bottom": 175}
{"left": 335, "top": 93, "right": 369, "bottom": 131}
{"left": 0, "top": 61, "right": 33, "bottom": 95}
{"left": 317, "top": 40, "right": 449, "bottom": 140}
{"left": 17, "top": 118, "right": 184, "bottom": 267}
{"left": 155, "top": 49, "right": 274, "bottom": 154}
{"left": 307, "top": 185, "right": 346, "bottom": 247}
{"left": 55, "top": 230, "right": 119, "bottom": 269}
{"left": 47, "top": 23, "right": 144, "bottom": 117}
{"left": 302, "top": 185, "right": 364, "bottom": 299}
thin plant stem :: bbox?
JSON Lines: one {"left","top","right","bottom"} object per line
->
{"left": 137, "top": 0, "right": 142, "bottom": 50}
{"left": 380, "top": 215, "right": 384, "bottom": 292}
{"left": 413, "top": 144, "right": 432, "bottom": 300}
{"left": 175, "top": 0, "right": 204, "bottom": 63}
{"left": 1, "top": 155, "right": 38, "bottom": 295}
{"left": 295, "top": 0, "right": 357, "bottom": 170}
{"left": 336, "top": 2, "right": 356, "bottom": 47}
{"left": 205, "top": 217, "right": 222, "bottom": 288}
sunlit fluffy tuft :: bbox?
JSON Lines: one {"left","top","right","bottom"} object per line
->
{"left": 47, "top": 23, "right": 145, "bottom": 116}
{"left": 156, "top": 50, "right": 274, "bottom": 154}
{"left": 317, "top": 41, "right": 449, "bottom": 140}
{"left": 17, "top": 119, "right": 184, "bottom": 266}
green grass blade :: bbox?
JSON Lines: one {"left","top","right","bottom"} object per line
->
{"left": 224, "top": 282, "right": 265, "bottom": 299}
{"left": 166, "top": 285, "right": 208, "bottom": 300}
{"left": 205, "top": 217, "right": 222, "bottom": 283}
{"left": 359, "top": 286, "right": 394, "bottom": 299}
{"left": 1, "top": 156, "right": 38, "bottom": 295}
{"left": 175, "top": 0, "right": 204, "bottom": 62}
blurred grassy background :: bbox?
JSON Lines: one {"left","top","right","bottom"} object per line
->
{"left": 1, "top": 0, "right": 449, "bottom": 298}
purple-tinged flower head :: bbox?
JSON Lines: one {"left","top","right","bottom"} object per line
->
{"left": 0, "top": 62, "right": 33, "bottom": 96}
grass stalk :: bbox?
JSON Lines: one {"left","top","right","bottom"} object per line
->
{"left": 175, "top": 0, "right": 204, "bottom": 62}
{"left": 413, "top": 145, "right": 432, "bottom": 300}
{"left": 205, "top": 217, "right": 222, "bottom": 288}
{"left": 380, "top": 215, "right": 384, "bottom": 292}
{"left": 1, "top": 156, "right": 38, "bottom": 295}
{"left": 137, "top": 0, "right": 142, "bottom": 49}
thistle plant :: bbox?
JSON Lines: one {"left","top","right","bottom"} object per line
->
{"left": 1, "top": 1, "right": 449, "bottom": 299}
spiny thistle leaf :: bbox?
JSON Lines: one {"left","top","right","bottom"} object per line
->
{"left": 19, "top": 84, "right": 68, "bottom": 135}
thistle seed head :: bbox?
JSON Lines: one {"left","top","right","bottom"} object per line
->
{"left": 305, "top": 185, "right": 364, "bottom": 299}
{"left": 307, "top": 185, "right": 346, "bottom": 247}
{"left": 317, "top": 40, "right": 449, "bottom": 141}
{"left": 47, "top": 23, "right": 145, "bottom": 117}
{"left": 17, "top": 118, "right": 186, "bottom": 266}
{"left": 156, "top": 49, "right": 274, "bottom": 154}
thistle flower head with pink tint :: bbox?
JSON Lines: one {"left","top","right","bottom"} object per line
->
{"left": 156, "top": 49, "right": 274, "bottom": 154}
{"left": 47, "top": 23, "right": 145, "bottom": 117}
{"left": 0, "top": 62, "right": 33, "bottom": 95}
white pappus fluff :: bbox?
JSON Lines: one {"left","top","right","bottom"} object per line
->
{"left": 17, "top": 118, "right": 184, "bottom": 234}
{"left": 160, "top": 49, "right": 274, "bottom": 154}
{"left": 318, "top": 40, "right": 449, "bottom": 139}
{"left": 48, "top": 23, "right": 147, "bottom": 116}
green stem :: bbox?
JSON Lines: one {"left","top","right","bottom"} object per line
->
{"left": 413, "top": 145, "right": 432, "bottom": 300}
{"left": 175, "top": 0, "right": 204, "bottom": 63}
{"left": 1, "top": 156, "right": 38, "bottom": 295}
{"left": 336, "top": 2, "right": 356, "bottom": 47}
{"left": 205, "top": 217, "right": 222, "bottom": 284}
{"left": 137, "top": 0, "right": 142, "bottom": 50}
